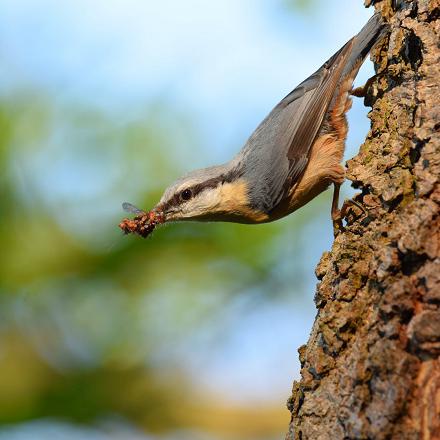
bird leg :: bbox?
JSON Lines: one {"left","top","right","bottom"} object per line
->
{"left": 331, "top": 183, "right": 344, "bottom": 236}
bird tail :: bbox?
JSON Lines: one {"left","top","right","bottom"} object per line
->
{"left": 341, "top": 12, "right": 389, "bottom": 80}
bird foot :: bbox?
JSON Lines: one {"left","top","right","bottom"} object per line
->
{"left": 332, "top": 199, "right": 366, "bottom": 237}
{"left": 332, "top": 209, "right": 345, "bottom": 237}
{"left": 350, "top": 85, "right": 368, "bottom": 98}
{"left": 350, "top": 73, "right": 384, "bottom": 98}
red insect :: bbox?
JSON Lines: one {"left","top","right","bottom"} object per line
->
{"left": 119, "top": 202, "right": 164, "bottom": 238}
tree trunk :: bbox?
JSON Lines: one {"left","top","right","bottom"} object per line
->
{"left": 286, "top": 1, "right": 440, "bottom": 439}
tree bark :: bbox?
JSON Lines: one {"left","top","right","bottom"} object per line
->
{"left": 286, "top": 1, "right": 440, "bottom": 439}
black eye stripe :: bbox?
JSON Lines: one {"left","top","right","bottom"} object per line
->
{"left": 161, "top": 170, "right": 238, "bottom": 212}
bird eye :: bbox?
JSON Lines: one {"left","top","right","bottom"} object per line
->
{"left": 180, "top": 189, "right": 193, "bottom": 201}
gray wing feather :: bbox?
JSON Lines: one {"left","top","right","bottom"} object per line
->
{"left": 237, "top": 13, "right": 386, "bottom": 214}
{"left": 286, "top": 41, "right": 352, "bottom": 165}
{"left": 240, "top": 41, "right": 353, "bottom": 213}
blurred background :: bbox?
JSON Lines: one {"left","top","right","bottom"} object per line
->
{"left": 0, "top": 1, "right": 374, "bottom": 439}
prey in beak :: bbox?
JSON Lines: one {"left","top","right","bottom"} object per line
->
{"left": 119, "top": 202, "right": 165, "bottom": 238}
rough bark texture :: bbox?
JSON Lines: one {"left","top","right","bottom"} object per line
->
{"left": 286, "top": 1, "right": 440, "bottom": 439}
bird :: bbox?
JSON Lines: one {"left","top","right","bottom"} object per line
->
{"left": 119, "top": 13, "right": 388, "bottom": 239}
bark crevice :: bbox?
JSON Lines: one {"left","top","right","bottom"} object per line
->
{"left": 286, "top": 1, "right": 440, "bottom": 439}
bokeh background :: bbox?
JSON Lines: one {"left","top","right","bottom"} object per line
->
{"left": 0, "top": 1, "right": 374, "bottom": 439}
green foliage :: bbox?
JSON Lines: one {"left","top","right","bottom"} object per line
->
{"left": 0, "top": 86, "right": 328, "bottom": 438}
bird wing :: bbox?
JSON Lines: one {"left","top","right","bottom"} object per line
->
{"left": 286, "top": 41, "right": 353, "bottom": 176}
{"left": 241, "top": 40, "right": 353, "bottom": 214}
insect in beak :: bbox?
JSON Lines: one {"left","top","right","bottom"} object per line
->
{"left": 119, "top": 202, "right": 165, "bottom": 238}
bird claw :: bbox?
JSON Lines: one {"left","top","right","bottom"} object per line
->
{"left": 332, "top": 210, "right": 345, "bottom": 237}
{"left": 332, "top": 199, "right": 367, "bottom": 237}
{"left": 350, "top": 72, "right": 385, "bottom": 98}
{"left": 350, "top": 86, "right": 368, "bottom": 98}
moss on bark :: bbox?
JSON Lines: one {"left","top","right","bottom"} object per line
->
{"left": 286, "top": 1, "right": 440, "bottom": 438}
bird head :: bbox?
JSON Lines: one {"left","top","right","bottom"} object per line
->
{"left": 120, "top": 164, "right": 270, "bottom": 238}
{"left": 155, "top": 164, "right": 258, "bottom": 223}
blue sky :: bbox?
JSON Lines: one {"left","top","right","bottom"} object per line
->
{"left": 1, "top": 0, "right": 373, "bottom": 161}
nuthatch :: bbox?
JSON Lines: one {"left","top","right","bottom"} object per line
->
{"left": 120, "top": 14, "right": 387, "bottom": 238}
